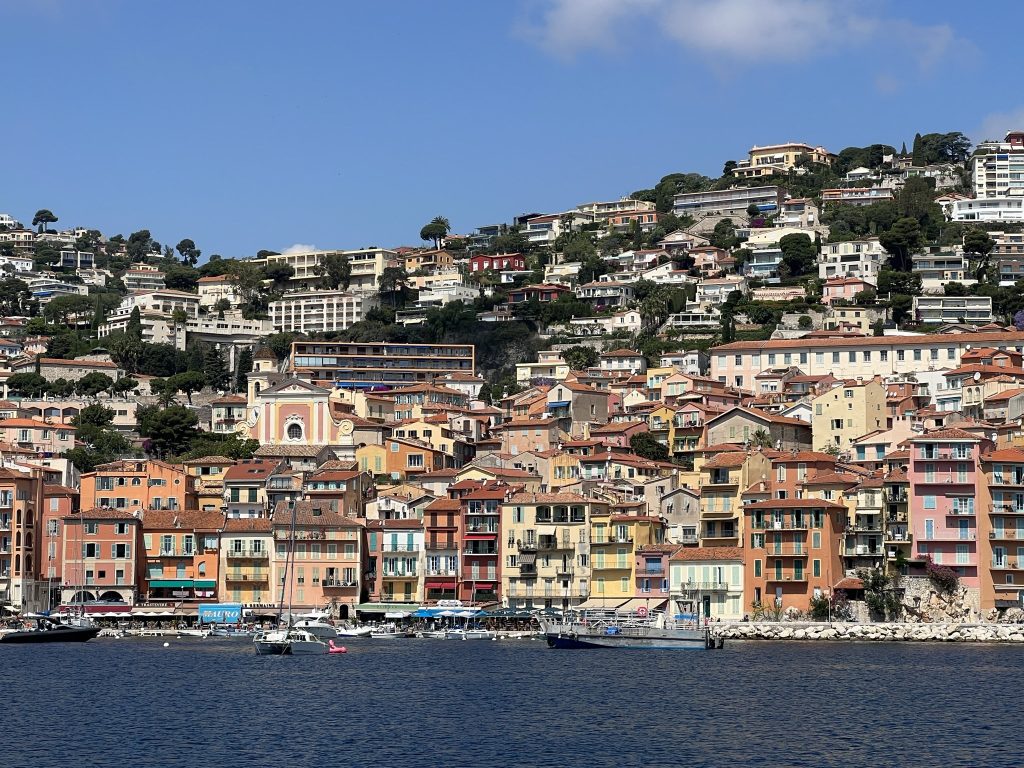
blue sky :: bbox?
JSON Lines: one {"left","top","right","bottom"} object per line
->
{"left": 0, "top": 0, "right": 1018, "bottom": 259}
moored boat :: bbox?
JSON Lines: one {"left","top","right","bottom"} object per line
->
{"left": 541, "top": 599, "right": 717, "bottom": 650}
{"left": 253, "top": 628, "right": 326, "bottom": 655}
{"left": 0, "top": 616, "right": 101, "bottom": 644}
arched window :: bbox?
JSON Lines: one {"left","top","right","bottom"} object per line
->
{"left": 132, "top": 478, "right": 141, "bottom": 486}
{"left": 287, "top": 423, "right": 303, "bottom": 441}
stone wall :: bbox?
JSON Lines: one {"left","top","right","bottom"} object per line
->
{"left": 713, "top": 621, "right": 1024, "bottom": 643}
{"left": 899, "top": 575, "right": 981, "bottom": 623}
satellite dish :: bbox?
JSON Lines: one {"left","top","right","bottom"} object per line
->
{"left": 974, "top": 371, "right": 981, "bottom": 382}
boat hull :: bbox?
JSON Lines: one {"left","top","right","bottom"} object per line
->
{"left": 254, "top": 640, "right": 290, "bottom": 655}
{"left": 543, "top": 626, "right": 710, "bottom": 650}
{"left": 0, "top": 625, "right": 101, "bottom": 644}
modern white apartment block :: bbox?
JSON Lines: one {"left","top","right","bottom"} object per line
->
{"left": 269, "top": 290, "right": 379, "bottom": 334}
{"left": 248, "top": 247, "right": 399, "bottom": 292}
{"left": 970, "top": 131, "right": 1024, "bottom": 198}
{"left": 575, "top": 198, "right": 655, "bottom": 218}
{"left": 817, "top": 239, "right": 884, "bottom": 281}
{"left": 952, "top": 197, "right": 1024, "bottom": 222}
{"left": 912, "top": 295, "right": 993, "bottom": 325}
{"left": 672, "top": 186, "right": 784, "bottom": 217}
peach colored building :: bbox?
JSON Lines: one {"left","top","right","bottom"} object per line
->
{"left": 59, "top": 508, "right": 141, "bottom": 606}
{"left": 80, "top": 459, "right": 193, "bottom": 514}
{"left": 272, "top": 500, "right": 363, "bottom": 618}
{"left": 743, "top": 498, "right": 846, "bottom": 613}
{"left": 0, "top": 418, "right": 75, "bottom": 456}
{"left": 220, "top": 517, "right": 274, "bottom": 609}
{"left": 140, "top": 510, "right": 225, "bottom": 605}
{"left": 822, "top": 277, "right": 874, "bottom": 306}
{"left": 981, "top": 448, "right": 1024, "bottom": 612}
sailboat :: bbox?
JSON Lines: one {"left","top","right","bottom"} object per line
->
{"left": 253, "top": 506, "right": 326, "bottom": 656}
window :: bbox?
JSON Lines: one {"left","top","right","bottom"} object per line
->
{"left": 112, "top": 543, "right": 130, "bottom": 559}
{"left": 83, "top": 543, "right": 98, "bottom": 558}
{"left": 408, "top": 454, "right": 424, "bottom": 469}
{"left": 85, "top": 523, "right": 98, "bottom": 535}
{"left": 754, "top": 559, "right": 762, "bottom": 577}
{"left": 813, "top": 559, "right": 821, "bottom": 577}
{"left": 287, "top": 423, "right": 303, "bottom": 440}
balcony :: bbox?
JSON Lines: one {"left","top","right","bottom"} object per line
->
{"left": 157, "top": 548, "right": 195, "bottom": 557}
{"left": 225, "top": 571, "right": 268, "bottom": 582}
{"left": 641, "top": 565, "right": 665, "bottom": 575}
{"left": 751, "top": 520, "right": 811, "bottom": 531}
{"left": 465, "top": 526, "right": 498, "bottom": 535}
{"left": 990, "top": 504, "right": 1024, "bottom": 515}
{"left": 425, "top": 569, "right": 459, "bottom": 577}
{"left": 944, "top": 508, "right": 975, "bottom": 517}
{"left": 766, "top": 545, "right": 807, "bottom": 556}
{"left": 382, "top": 544, "right": 421, "bottom": 553}
{"left": 382, "top": 571, "right": 418, "bottom": 580}
{"left": 425, "top": 541, "right": 457, "bottom": 551}
{"left": 517, "top": 540, "right": 538, "bottom": 553}
{"left": 991, "top": 558, "right": 1020, "bottom": 570}
{"left": 765, "top": 573, "right": 809, "bottom": 583}
{"left": 702, "top": 508, "right": 738, "bottom": 519}
{"left": 885, "top": 490, "right": 908, "bottom": 503}
{"left": 678, "top": 581, "right": 729, "bottom": 592}
{"left": 885, "top": 531, "right": 912, "bottom": 543}
{"left": 226, "top": 548, "right": 269, "bottom": 559}
{"left": 923, "top": 531, "right": 976, "bottom": 541}
{"left": 843, "top": 546, "right": 883, "bottom": 557}
{"left": 592, "top": 561, "right": 631, "bottom": 571}
{"left": 555, "top": 565, "right": 575, "bottom": 578}
{"left": 0, "top": 519, "right": 10, "bottom": 531}
{"left": 989, "top": 530, "right": 1024, "bottom": 540}
{"left": 322, "top": 578, "right": 358, "bottom": 588}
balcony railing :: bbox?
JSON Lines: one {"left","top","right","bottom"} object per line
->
{"left": 990, "top": 504, "right": 1024, "bottom": 515}
{"left": 225, "top": 571, "right": 269, "bottom": 582}
{"left": 679, "top": 581, "right": 729, "bottom": 592}
{"left": 765, "top": 573, "right": 809, "bottom": 582}
{"left": 923, "top": 531, "right": 976, "bottom": 541}
{"left": 989, "top": 530, "right": 1024, "bottom": 540}
{"left": 227, "top": 548, "right": 269, "bottom": 559}
{"left": 767, "top": 545, "right": 807, "bottom": 555}
{"left": 322, "top": 578, "right": 358, "bottom": 587}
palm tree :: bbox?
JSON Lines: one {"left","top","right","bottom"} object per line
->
{"left": 750, "top": 428, "right": 774, "bottom": 448}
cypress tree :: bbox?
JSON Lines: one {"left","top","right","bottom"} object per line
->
{"left": 234, "top": 348, "right": 253, "bottom": 393}
{"left": 911, "top": 132, "right": 924, "bottom": 166}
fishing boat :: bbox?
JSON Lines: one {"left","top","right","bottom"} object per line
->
{"left": 0, "top": 615, "right": 101, "bottom": 644}
{"left": 540, "top": 597, "right": 718, "bottom": 650}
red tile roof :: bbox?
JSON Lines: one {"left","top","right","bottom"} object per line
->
{"left": 670, "top": 546, "right": 743, "bottom": 562}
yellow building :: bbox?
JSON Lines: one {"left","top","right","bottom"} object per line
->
{"left": 587, "top": 507, "right": 663, "bottom": 606}
{"left": 810, "top": 378, "right": 886, "bottom": 454}
{"left": 501, "top": 492, "right": 608, "bottom": 610}
{"left": 182, "top": 456, "right": 235, "bottom": 512}
{"left": 697, "top": 450, "right": 772, "bottom": 547}
{"left": 734, "top": 142, "right": 833, "bottom": 178}
{"left": 219, "top": 518, "right": 274, "bottom": 606}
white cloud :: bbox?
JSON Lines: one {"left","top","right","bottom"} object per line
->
{"left": 524, "top": 0, "right": 960, "bottom": 71}
{"left": 976, "top": 107, "right": 1024, "bottom": 145}
{"left": 521, "top": 0, "right": 660, "bottom": 56}
{"left": 282, "top": 243, "right": 317, "bottom": 254}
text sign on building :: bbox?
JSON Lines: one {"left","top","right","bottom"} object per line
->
{"left": 198, "top": 603, "right": 242, "bottom": 624}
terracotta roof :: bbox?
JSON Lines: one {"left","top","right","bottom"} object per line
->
{"left": 182, "top": 455, "right": 236, "bottom": 466}
{"left": 772, "top": 451, "right": 838, "bottom": 464}
{"left": 590, "top": 420, "right": 646, "bottom": 433}
{"left": 702, "top": 452, "right": 748, "bottom": 469}
{"left": 744, "top": 499, "right": 846, "bottom": 510}
{"left": 254, "top": 444, "right": 329, "bottom": 458}
{"left": 801, "top": 472, "right": 860, "bottom": 487}
{"left": 223, "top": 517, "right": 273, "bottom": 533}
{"left": 885, "top": 468, "right": 908, "bottom": 482}
{"left": 0, "top": 418, "right": 76, "bottom": 430}
{"left": 714, "top": 330, "right": 1024, "bottom": 352}
{"left": 984, "top": 388, "right": 1024, "bottom": 403}
{"left": 210, "top": 394, "right": 247, "bottom": 405}
{"left": 507, "top": 492, "right": 595, "bottom": 504}
{"left": 425, "top": 498, "right": 461, "bottom": 511}
{"left": 983, "top": 448, "right": 1024, "bottom": 462}
{"left": 43, "top": 484, "right": 78, "bottom": 495}
{"left": 601, "top": 348, "right": 642, "bottom": 358}
{"left": 669, "top": 546, "right": 743, "bottom": 562}
{"left": 834, "top": 576, "right": 864, "bottom": 591}
{"left": 909, "top": 428, "right": 981, "bottom": 441}
{"left": 306, "top": 470, "right": 361, "bottom": 482}
{"left": 196, "top": 274, "right": 230, "bottom": 283}
{"left": 143, "top": 509, "right": 225, "bottom": 531}
{"left": 224, "top": 460, "right": 279, "bottom": 481}
{"left": 273, "top": 500, "right": 362, "bottom": 527}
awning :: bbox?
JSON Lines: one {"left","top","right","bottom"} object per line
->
{"left": 472, "top": 583, "right": 495, "bottom": 589}
{"left": 548, "top": 400, "right": 570, "bottom": 408}
{"left": 385, "top": 611, "right": 412, "bottom": 619}
{"left": 425, "top": 581, "right": 455, "bottom": 589}
{"left": 464, "top": 533, "right": 496, "bottom": 540}
{"left": 149, "top": 579, "right": 216, "bottom": 589}
{"left": 617, "top": 598, "right": 667, "bottom": 613}
{"left": 519, "top": 552, "right": 537, "bottom": 566}
{"left": 576, "top": 597, "right": 628, "bottom": 610}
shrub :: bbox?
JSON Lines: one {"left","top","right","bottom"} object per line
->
{"left": 926, "top": 558, "right": 960, "bottom": 594}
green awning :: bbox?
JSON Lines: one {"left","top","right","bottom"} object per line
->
{"left": 355, "top": 602, "right": 418, "bottom": 613}
{"left": 149, "top": 579, "right": 217, "bottom": 589}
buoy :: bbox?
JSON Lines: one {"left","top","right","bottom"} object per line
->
{"left": 163, "top": 642, "right": 170, "bottom": 648}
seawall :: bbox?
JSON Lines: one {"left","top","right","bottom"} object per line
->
{"left": 711, "top": 621, "right": 1024, "bottom": 643}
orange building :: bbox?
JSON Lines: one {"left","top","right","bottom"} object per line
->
{"left": 743, "top": 498, "right": 846, "bottom": 612}
{"left": 140, "top": 510, "right": 225, "bottom": 604}
{"left": 59, "top": 508, "right": 141, "bottom": 606}
{"left": 40, "top": 483, "right": 78, "bottom": 609}
{"left": 80, "top": 459, "right": 194, "bottom": 514}
{"left": 0, "top": 466, "right": 46, "bottom": 611}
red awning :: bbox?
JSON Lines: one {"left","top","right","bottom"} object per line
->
{"left": 425, "top": 581, "right": 455, "bottom": 588}
{"left": 464, "top": 533, "right": 496, "bottom": 540}
{"left": 471, "top": 582, "right": 495, "bottom": 588}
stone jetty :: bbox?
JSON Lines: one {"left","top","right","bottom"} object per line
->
{"left": 712, "top": 622, "right": 1024, "bottom": 643}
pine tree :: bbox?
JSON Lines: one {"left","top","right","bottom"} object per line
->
{"left": 911, "top": 132, "right": 924, "bottom": 166}
{"left": 186, "top": 344, "right": 205, "bottom": 373}
{"left": 234, "top": 348, "right": 253, "bottom": 393}
{"left": 203, "top": 346, "right": 230, "bottom": 391}
{"left": 126, "top": 306, "right": 142, "bottom": 339}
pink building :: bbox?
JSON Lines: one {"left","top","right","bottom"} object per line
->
{"left": 908, "top": 428, "right": 993, "bottom": 588}
{"left": 822, "top": 277, "right": 874, "bottom": 306}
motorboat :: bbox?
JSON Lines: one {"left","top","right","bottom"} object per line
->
{"left": 174, "top": 628, "right": 211, "bottom": 639}
{"left": 253, "top": 627, "right": 326, "bottom": 655}
{"left": 292, "top": 617, "right": 338, "bottom": 640}
{"left": 334, "top": 625, "right": 372, "bottom": 638}
{"left": 0, "top": 615, "right": 101, "bottom": 644}
{"left": 370, "top": 624, "right": 403, "bottom": 639}
{"left": 540, "top": 598, "right": 717, "bottom": 650}
{"left": 417, "top": 629, "right": 447, "bottom": 639}
{"left": 210, "top": 627, "right": 254, "bottom": 639}
{"left": 463, "top": 628, "right": 496, "bottom": 640}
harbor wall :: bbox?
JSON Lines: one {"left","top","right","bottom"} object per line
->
{"left": 712, "top": 621, "right": 1024, "bottom": 643}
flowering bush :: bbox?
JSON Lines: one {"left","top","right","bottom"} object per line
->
{"left": 926, "top": 558, "right": 960, "bottom": 595}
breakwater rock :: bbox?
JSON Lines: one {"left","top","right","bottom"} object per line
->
{"left": 712, "top": 622, "right": 1024, "bottom": 643}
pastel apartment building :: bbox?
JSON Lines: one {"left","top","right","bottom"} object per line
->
{"left": 817, "top": 238, "right": 884, "bottom": 281}
{"left": 669, "top": 546, "right": 745, "bottom": 620}
{"left": 981, "top": 448, "right": 1024, "bottom": 612}
{"left": 673, "top": 185, "right": 784, "bottom": 217}
{"left": 731, "top": 142, "right": 832, "bottom": 179}
{"left": 710, "top": 330, "right": 1024, "bottom": 390}
{"left": 269, "top": 290, "right": 379, "bottom": 334}
{"left": 810, "top": 379, "right": 886, "bottom": 454}
{"left": 908, "top": 429, "right": 992, "bottom": 594}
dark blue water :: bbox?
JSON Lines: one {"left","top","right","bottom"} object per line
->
{"left": 3, "top": 637, "right": 1019, "bottom": 767}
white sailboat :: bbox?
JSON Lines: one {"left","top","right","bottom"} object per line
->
{"left": 253, "top": 507, "right": 326, "bottom": 656}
